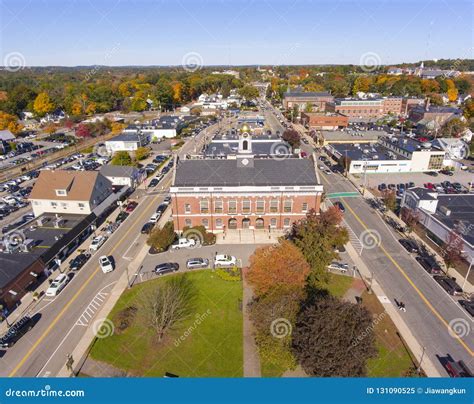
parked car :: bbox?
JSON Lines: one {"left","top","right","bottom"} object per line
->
{"left": 459, "top": 299, "right": 474, "bottom": 318}
{"left": 399, "top": 239, "right": 419, "bottom": 253}
{"left": 154, "top": 262, "right": 179, "bottom": 275}
{"left": 149, "top": 212, "right": 161, "bottom": 223}
{"left": 0, "top": 316, "right": 36, "bottom": 348}
{"left": 156, "top": 203, "right": 168, "bottom": 214}
{"left": 69, "top": 253, "right": 90, "bottom": 271}
{"left": 214, "top": 254, "right": 237, "bottom": 267}
{"left": 416, "top": 255, "right": 442, "bottom": 274}
{"left": 171, "top": 238, "right": 196, "bottom": 250}
{"left": 163, "top": 196, "right": 172, "bottom": 205}
{"left": 328, "top": 262, "right": 349, "bottom": 272}
{"left": 116, "top": 211, "right": 129, "bottom": 223}
{"left": 148, "top": 178, "right": 159, "bottom": 187}
{"left": 89, "top": 235, "right": 107, "bottom": 252}
{"left": 141, "top": 222, "right": 155, "bottom": 234}
{"left": 433, "top": 275, "right": 463, "bottom": 295}
{"left": 125, "top": 201, "right": 138, "bottom": 212}
{"left": 444, "top": 359, "right": 473, "bottom": 377}
{"left": 426, "top": 171, "right": 439, "bottom": 177}
{"left": 440, "top": 169, "right": 454, "bottom": 176}
{"left": 333, "top": 201, "right": 345, "bottom": 213}
{"left": 186, "top": 258, "right": 210, "bottom": 269}
{"left": 45, "top": 273, "right": 69, "bottom": 297}
{"left": 423, "top": 182, "right": 435, "bottom": 190}
{"left": 99, "top": 255, "right": 114, "bottom": 273}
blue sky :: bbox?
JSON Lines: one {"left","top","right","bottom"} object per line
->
{"left": 0, "top": 0, "right": 472, "bottom": 66}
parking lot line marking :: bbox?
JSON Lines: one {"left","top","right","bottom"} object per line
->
{"left": 9, "top": 194, "right": 158, "bottom": 377}
{"left": 343, "top": 199, "right": 474, "bottom": 356}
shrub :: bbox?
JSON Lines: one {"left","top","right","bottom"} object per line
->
{"left": 113, "top": 306, "right": 137, "bottom": 334}
{"left": 215, "top": 267, "right": 241, "bottom": 282}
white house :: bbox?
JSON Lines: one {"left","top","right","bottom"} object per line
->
{"left": 99, "top": 165, "right": 145, "bottom": 188}
{"left": 29, "top": 171, "right": 113, "bottom": 216}
{"left": 105, "top": 132, "right": 150, "bottom": 153}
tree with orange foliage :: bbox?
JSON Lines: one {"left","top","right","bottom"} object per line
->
{"left": 247, "top": 240, "right": 310, "bottom": 297}
{"left": 446, "top": 79, "right": 459, "bottom": 102}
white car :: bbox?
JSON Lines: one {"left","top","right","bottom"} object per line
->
{"left": 214, "top": 254, "right": 237, "bottom": 267}
{"left": 89, "top": 235, "right": 107, "bottom": 252}
{"left": 99, "top": 255, "right": 114, "bottom": 273}
{"left": 2, "top": 196, "right": 17, "bottom": 205}
{"left": 149, "top": 212, "right": 161, "bottom": 223}
{"left": 171, "top": 238, "right": 196, "bottom": 250}
{"left": 45, "top": 273, "right": 69, "bottom": 297}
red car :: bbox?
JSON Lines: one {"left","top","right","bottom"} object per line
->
{"left": 423, "top": 182, "right": 435, "bottom": 190}
{"left": 125, "top": 201, "right": 138, "bottom": 212}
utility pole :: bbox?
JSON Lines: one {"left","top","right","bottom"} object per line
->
{"left": 417, "top": 346, "right": 426, "bottom": 374}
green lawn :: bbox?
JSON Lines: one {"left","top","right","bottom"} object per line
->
{"left": 323, "top": 273, "right": 354, "bottom": 298}
{"left": 362, "top": 292, "right": 417, "bottom": 377}
{"left": 90, "top": 270, "right": 243, "bottom": 377}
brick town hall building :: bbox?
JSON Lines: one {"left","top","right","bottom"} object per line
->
{"left": 170, "top": 133, "right": 323, "bottom": 233}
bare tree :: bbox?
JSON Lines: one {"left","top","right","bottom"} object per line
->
{"left": 140, "top": 275, "right": 196, "bottom": 341}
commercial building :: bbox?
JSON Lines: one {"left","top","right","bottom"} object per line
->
{"left": 105, "top": 132, "right": 150, "bottom": 153}
{"left": 316, "top": 129, "right": 384, "bottom": 146}
{"left": 171, "top": 135, "right": 322, "bottom": 232}
{"left": 409, "top": 104, "right": 463, "bottom": 126}
{"left": 283, "top": 91, "right": 334, "bottom": 111}
{"left": 0, "top": 213, "right": 95, "bottom": 310}
{"left": 29, "top": 170, "right": 113, "bottom": 216}
{"left": 327, "top": 136, "right": 446, "bottom": 174}
{"left": 301, "top": 112, "right": 349, "bottom": 130}
{"left": 401, "top": 189, "right": 474, "bottom": 261}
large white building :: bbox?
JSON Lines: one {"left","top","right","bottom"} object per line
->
{"left": 29, "top": 171, "right": 113, "bottom": 216}
{"left": 105, "top": 132, "right": 150, "bottom": 153}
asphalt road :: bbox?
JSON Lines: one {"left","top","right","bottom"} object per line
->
{"left": 316, "top": 160, "right": 474, "bottom": 375}
{"left": 0, "top": 120, "right": 219, "bottom": 377}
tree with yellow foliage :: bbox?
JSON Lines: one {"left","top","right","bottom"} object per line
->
{"left": 33, "top": 92, "right": 54, "bottom": 117}
{"left": 446, "top": 79, "right": 459, "bottom": 103}
{"left": 0, "top": 111, "right": 23, "bottom": 134}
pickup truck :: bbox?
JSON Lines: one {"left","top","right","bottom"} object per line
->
{"left": 171, "top": 238, "right": 196, "bottom": 250}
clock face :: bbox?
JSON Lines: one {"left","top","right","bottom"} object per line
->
{"left": 241, "top": 158, "right": 249, "bottom": 165}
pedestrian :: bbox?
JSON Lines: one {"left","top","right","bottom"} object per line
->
{"left": 399, "top": 302, "right": 406, "bottom": 312}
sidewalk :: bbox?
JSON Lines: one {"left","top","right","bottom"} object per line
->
{"left": 57, "top": 234, "right": 150, "bottom": 377}
{"left": 242, "top": 277, "right": 261, "bottom": 377}
{"left": 345, "top": 241, "right": 442, "bottom": 377}
{"left": 216, "top": 230, "right": 283, "bottom": 245}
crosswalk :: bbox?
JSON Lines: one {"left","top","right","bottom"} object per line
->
{"left": 76, "top": 291, "right": 108, "bottom": 327}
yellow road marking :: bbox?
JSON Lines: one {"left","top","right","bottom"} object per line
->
{"left": 343, "top": 200, "right": 473, "bottom": 356}
{"left": 9, "top": 194, "right": 159, "bottom": 377}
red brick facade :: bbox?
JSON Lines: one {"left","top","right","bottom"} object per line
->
{"left": 171, "top": 192, "right": 322, "bottom": 232}
{"left": 301, "top": 112, "right": 348, "bottom": 130}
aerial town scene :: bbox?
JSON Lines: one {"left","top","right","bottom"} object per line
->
{"left": 0, "top": 0, "right": 472, "bottom": 403}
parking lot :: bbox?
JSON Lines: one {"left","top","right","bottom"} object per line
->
{"left": 351, "top": 170, "right": 474, "bottom": 193}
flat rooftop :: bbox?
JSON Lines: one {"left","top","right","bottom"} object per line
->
{"left": 380, "top": 136, "right": 443, "bottom": 153}
{"left": 0, "top": 213, "right": 89, "bottom": 288}
{"left": 321, "top": 130, "right": 385, "bottom": 143}
{"left": 331, "top": 142, "right": 408, "bottom": 161}
{"left": 433, "top": 194, "right": 474, "bottom": 246}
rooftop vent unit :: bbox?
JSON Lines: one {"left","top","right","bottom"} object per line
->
{"left": 36, "top": 217, "right": 45, "bottom": 226}
{"left": 19, "top": 239, "right": 35, "bottom": 252}
{"left": 422, "top": 142, "right": 432, "bottom": 148}
{"left": 363, "top": 149, "right": 370, "bottom": 154}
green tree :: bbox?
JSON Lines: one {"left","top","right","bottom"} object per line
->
{"left": 111, "top": 151, "right": 134, "bottom": 166}
{"left": 147, "top": 221, "right": 176, "bottom": 252}
{"left": 238, "top": 85, "right": 259, "bottom": 100}
{"left": 292, "top": 295, "right": 377, "bottom": 377}
{"left": 382, "top": 190, "right": 397, "bottom": 211}
{"left": 135, "top": 146, "right": 150, "bottom": 161}
{"left": 289, "top": 208, "right": 349, "bottom": 286}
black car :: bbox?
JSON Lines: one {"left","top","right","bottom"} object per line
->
{"left": 333, "top": 201, "right": 345, "bottom": 213}
{"left": 399, "top": 239, "right": 418, "bottom": 253}
{"left": 459, "top": 300, "right": 474, "bottom": 318}
{"left": 440, "top": 169, "right": 454, "bottom": 176}
{"left": 0, "top": 316, "right": 35, "bottom": 348}
{"left": 156, "top": 203, "right": 168, "bottom": 214}
{"left": 116, "top": 211, "right": 129, "bottom": 223}
{"left": 434, "top": 275, "right": 463, "bottom": 295}
{"left": 155, "top": 262, "right": 179, "bottom": 275}
{"left": 416, "top": 255, "right": 442, "bottom": 274}
{"left": 69, "top": 253, "right": 90, "bottom": 271}
{"left": 149, "top": 178, "right": 159, "bottom": 187}
{"left": 141, "top": 222, "right": 155, "bottom": 234}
